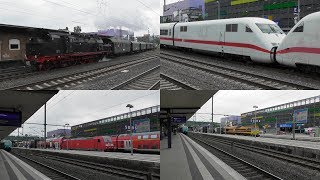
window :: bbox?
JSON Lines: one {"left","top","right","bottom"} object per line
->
{"left": 180, "top": 26, "right": 187, "bottom": 32}
{"left": 9, "top": 39, "right": 20, "bottom": 50}
{"left": 256, "top": 23, "right": 284, "bottom": 34}
{"left": 246, "top": 26, "right": 253, "bottom": 32}
{"left": 293, "top": 22, "right": 304, "bottom": 32}
{"left": 169, "top": 29, "right": 171, "bottom": 36}
{"left": 160, "top": 29, "right": 168, "bottom": 35}
{"left": 226, "top": 24, "right": 238, "bottom": 32}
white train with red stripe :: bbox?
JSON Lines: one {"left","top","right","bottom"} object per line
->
{"left": 276, "top": 11, "right": 320, "bottom": 71}
{"left": 160, "top": 17, "right": 286, "bottom": 63}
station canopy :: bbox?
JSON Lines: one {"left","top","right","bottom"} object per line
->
{"left": 0, "top": 91, "right": 58, "bottom": 140}
{"left": 160, "top": 90, "right": 218, "bottom": 121}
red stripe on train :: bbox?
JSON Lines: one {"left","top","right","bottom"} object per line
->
{"left": 277, "top": 47, "right": 320, "bottom": 54}
{"left": 160, "top": 37, "right": 270, "bottom": 53}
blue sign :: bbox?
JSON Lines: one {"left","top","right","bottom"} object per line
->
{"left": 171, "top": 116, "right": 187, "bottom": 123}
{"left": 0, "top": 111, "right": 22, "bottom": 127}
{"left": 280, "top": 123, "right": 292, "bottom": 128}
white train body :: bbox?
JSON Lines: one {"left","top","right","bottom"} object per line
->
{"left": 276, "top": 12, "right": 320, "bottom": 68}
{"left": 160, "top": 18, "right": 286, "bottom": 63}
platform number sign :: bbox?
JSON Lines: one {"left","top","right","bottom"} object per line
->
{"left": 294, "top": 108, "right": 308, "bottom": 123}
{"left": 0, "top": 110, "right": 22, "bottom": 127}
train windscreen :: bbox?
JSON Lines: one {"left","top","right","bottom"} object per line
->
{"left": 256, "top": 23, "right": 284, "bottom": 34}
{"left": 102, "top": 136, "right": 112, "bottom": 143}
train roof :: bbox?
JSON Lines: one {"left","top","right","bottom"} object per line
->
{"left": 160, "top": 17, "right": 277, "bottom": 28}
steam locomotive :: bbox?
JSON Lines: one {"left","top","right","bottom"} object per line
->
{"left": 26, "top": 30, "right": 156, "bottom": 70}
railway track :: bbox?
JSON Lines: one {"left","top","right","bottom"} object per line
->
{"left": 160, "top": 52, "right": 316, "bottom": 90}
{"left": 0, "top": 66, "right": 35, "bottom": 82}
{"left": 34, "top": 153, "right": 159, "bottom": 180}
{"left": 194, "top": 133, "right": 320, "bottom": 172}
{"left": 3, "top": 56, "right": 158, "bottom": 90}
{"left": 186, "top": 133, "right": 283, "bottom": 180}
{"left": 111, "top": 65, "right": 160, "bottom": 90}
{"left": 160, "top": 73, "right": 199, "bottom": 90}
{"left": 13, "top": 152, "right": 80, "bottom": 180}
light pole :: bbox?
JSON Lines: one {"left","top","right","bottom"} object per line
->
{"left": 292, "top": 113, "right": 296, "bottom": 140}
{"left": 126, "top": 104, "right": 134, "bottom": 155}
{"left": 216, "top": 1, "right": 220, "bottom": 20}
{"left": 64, "top": 123, "right": 69, "bottom": 150}
{"left": 253, "top": 105, "right": 258, "bottom": 138}
{"left": 297, "top": 0, "right": 301, "bottom": 21}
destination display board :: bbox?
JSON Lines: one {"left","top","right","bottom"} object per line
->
{"left": 0, "top": 110, "right": 22, "bottom": 127}
{"left": 171, "top": 116, "right": 187, "bottom": 123}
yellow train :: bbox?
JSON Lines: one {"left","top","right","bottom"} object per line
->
{"left": 225, "top": 126, "right": 260, "bottom": 137}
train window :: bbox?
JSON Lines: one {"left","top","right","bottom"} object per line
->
{"left": 138, "top": 136, "right": 141, "bottom": 139}
{"left": 231, "top": 24, "right": 238, "bottom": 32}
{"left": 180, "top": 26, "right": 183, "bottom": 32}
{"left": 293, "top": 22, "right": 304, "bottom": 32}
{"left": 143, "top": 135, "right": 149, "bottom": 139}
{"left": 226, "top": 24, "right": 232, "bottom": 32}
{"left": 246, "top": 26, "right": 253, "bottom": 32}
{"left": 184, "top": 26, "right": 187, "bottom": 32}
{"left": 169, "top": 29, "right": 171, "bottom": 36}
{"left": 9, "top": 39, "right": 20, "bottom": 50}
{"left": 151, "top": 135, "right": 157, "bottom": 139}
{"left": 160, "top": 29, "right": 169, "bottom": 35}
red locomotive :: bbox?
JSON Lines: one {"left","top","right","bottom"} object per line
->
{"left": 36, "top": 132, "right": 159, "bottom": 154}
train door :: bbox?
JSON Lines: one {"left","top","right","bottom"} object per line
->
{"left": 124, "top": 140, "right": 131, "bottom": 150}
{"left": 95, "top": 139, "right": 100, "bottom": 150}
{"left": 219, "top": 29, "right": 225, "bottom": 54}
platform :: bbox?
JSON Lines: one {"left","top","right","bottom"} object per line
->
{"left": 200, "top": 133, "right": 320, "bottom": 159}
{"left": 13, "top": 147, "right": 159, "bottom": 163}
{"left": 0, "top": 149, "right": 49, "bottom": 180}
{"left": 12, "top": 147, "right": 160, "bottom": 176}
{"left": 160, "top": 133, "right": 245, "bottom": 180}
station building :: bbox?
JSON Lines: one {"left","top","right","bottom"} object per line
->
{"left": 0, "top": 24, "right": 66, "bottom": 68}
{"left": 241, "top": 96, "right": 320, "bottom": 133}
{"left": 162, "top": 0, "right": 205, "bottom": 22}
{"left": 47, "top": 129, "right": 71, "bottom": 138}
{"left": 220, "top": 115, "right": 241, "bottom": 126}
{"left": 204, "top": 0, "right": 320, "bottom": 31}
{"left": 71, "top": 106, "right": 160, "bottom": 137}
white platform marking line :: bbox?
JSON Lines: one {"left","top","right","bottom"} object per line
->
{"left": 0, "top": 151, "right": 10, "bottom": 180}
{"left": 2, "top": 150, "right": 51, "bottom": 180}
{"left": 180, "top": 134, "right": 215, "bottom": 180}
{"left": 1, "top": 150, "right": 27, "bottom": 180}
{"left": 182, "top": 134, "right": 246, "bottom": 180}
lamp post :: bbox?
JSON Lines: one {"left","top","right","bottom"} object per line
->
{"left": 292, "top": 113, "right": 296, "bottom": 140}
{"left": 126, "top": 104, "right": 134, "bottom": 155}
{"left": 64, "top": 123, "right": 69, "bottom": 150}
{"left": 297, "top": 0, "right": 301, "bottom": 21}
{"left": 253, "top": 105, "right": 258, "bottom": 138}
{"left": 216, "top": 1, "right": 220, "bottom": 20}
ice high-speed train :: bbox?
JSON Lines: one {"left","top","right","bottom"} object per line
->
{"left": 276, "top": 11, "right": 320, "bottom": 71}
{"left": 160, "top": 17, "right": 286, "bottom": 63}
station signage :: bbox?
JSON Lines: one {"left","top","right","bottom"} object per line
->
{"left": 294, "top": 108, "right": 308, "bottom": 123}
{"left": 171, "top": 116, "right": 187, "bottom": 123}
{"left": 0, "top": 110, "right": 22, "bottom": 127}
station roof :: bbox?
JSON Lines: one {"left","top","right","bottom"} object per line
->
{"left": 160, "top": 90, "right": 218, "bottom": 120}
{"left": 0, "top": 91, "right": 58, "bottom": 140}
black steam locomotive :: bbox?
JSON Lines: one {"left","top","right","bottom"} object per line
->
{"left": 26, "top": 30, "right": 155, "bottom": 70}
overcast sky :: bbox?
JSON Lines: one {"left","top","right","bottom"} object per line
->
{"left": 10, "top": 90, "right": 159, "bottom": 137}
{"left": 0, "top": 0, "right": 160, "bottom": 36}
{"left": 192, "top": 90, "right": 320, "bottom": 123}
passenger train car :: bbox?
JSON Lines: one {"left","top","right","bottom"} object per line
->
{"left": 225, "top": 126, "right": 260, "bottom": 136}
{"left": 160, "top": 18, "right": 286, "bottom": 63}
{"left": 276, "top": 11, "right": 320, "bottom": 72}
{"left": 111, "top": 131, "right": 160, "bottom": 154}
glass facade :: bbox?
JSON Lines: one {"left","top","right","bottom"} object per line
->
{"left": 241, "top": 96, "right": 320, "bottom": 131}
{"left": 71, "top": 106, "right": 160, "bottom": 137}
{"left": 205, "top": 0, "right": 320, "bottom": 30}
